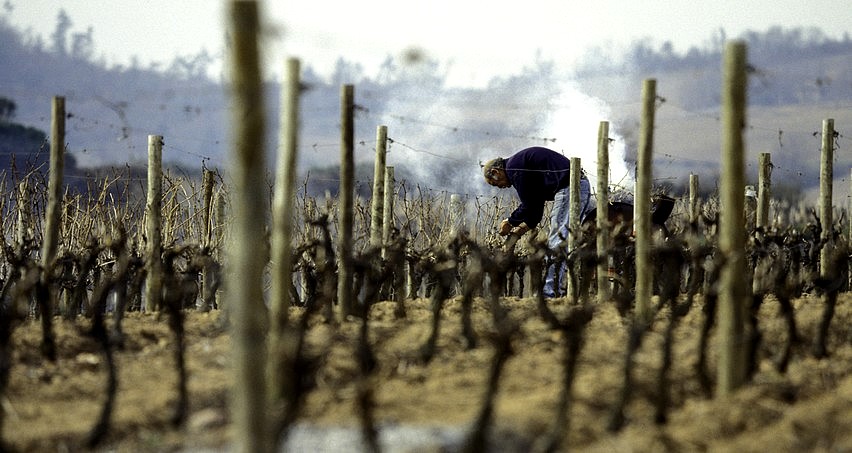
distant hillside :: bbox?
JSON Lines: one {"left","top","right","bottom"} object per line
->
{"left": 571, "top": 27, "right": 852, "bottom": 201}
{"left": 574, "top": 27, "right": 852, "bottom": 108}
{"left": 0, "top": 96, "right": 82, "bottom": 183}
{"left": 1, "top": 9, "right": 850, "bottom": 201}
{"left": 0, "top": 121, "right": 48, "bottom": 172}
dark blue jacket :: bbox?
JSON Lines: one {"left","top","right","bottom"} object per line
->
{"left": 505, "top": 147, "right": 572, "bottom": 228}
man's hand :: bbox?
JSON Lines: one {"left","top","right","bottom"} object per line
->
{"left": 499, "top": 219, "right": 512, "bottom": 236}
{"left": 499, "top": 219, "right": 530, "bottom": 236}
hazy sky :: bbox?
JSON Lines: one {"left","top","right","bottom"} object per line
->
{"left": 6, "top": 0, "right": 851, "bottom": 87}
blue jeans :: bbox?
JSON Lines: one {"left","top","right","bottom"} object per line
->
{"left": 543, "top": 178, "right": 593, "bottom": 298}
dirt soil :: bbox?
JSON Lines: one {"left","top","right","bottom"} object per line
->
{"left": 4, "top": 293, "right": 851, "bottom": 452}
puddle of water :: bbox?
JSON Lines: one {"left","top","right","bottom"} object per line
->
{"left": 282, "top": 423, "right": 467, "bottom": 452}
{"left": 185, "top": 422, "right": 534, "bottom": 452}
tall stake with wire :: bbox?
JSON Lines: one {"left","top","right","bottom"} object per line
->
{"left": 634, "top": 79, "right": 656, "bottom": 324}
{"left": 338, "top": 84, "right": 356, "bottom": 319}
{"left": 145, "top": 134, "right": 163, "bottom": 312}
{"left": 717, "top": 40, "right": 749, "bottom": 396}
{"left": 38, "top": 95, "right": 65, "bottom": 360}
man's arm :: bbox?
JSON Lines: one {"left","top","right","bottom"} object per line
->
{"left": 508, "top": 200, "right": 544, "bottom": 229}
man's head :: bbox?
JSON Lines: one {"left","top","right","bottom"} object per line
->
{"left": 482, "top": 157, "right": 511, "bottom": 188}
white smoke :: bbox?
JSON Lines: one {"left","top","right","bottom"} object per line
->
{"left": 373, "top": 68, "right": 635, "bottom": 200}
{"left": 539, "top": 80, "right": 634, "bottom": 197}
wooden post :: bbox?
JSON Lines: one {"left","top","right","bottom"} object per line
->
{"left": 214, "top": 188, "right": 226, "bottom": 309}
{"left": 383, "top": 166, "right": 396, "bottom": 255}
{"left": 270, "top": 57, "right": 301, "bottom": 328}
{"left": 819, "top": 119, "right": 835, "bottom": 279}
{"left": 16, "top": 180, "right": 30, "bottom": 247}
{"left": 144, "top": 135, "right": 163, "bottom": 312}
{"left": 744, "top": 185, "right": 757, "bottom": 231}
{"left": 199, "top": 168, "right": 216, "bottom": 312}
{"left": 568, "top": 157, "right": 581, "bottom": 301}
{"left": 689, "top": 173, "right": 700, "bottom": 225}
{"left": 37, "top": 95, "right": 64, "bottom": 358}
{"left": 849, "top": 168, "right": 852, "bottom": 245}
{"left": 449, "top": 193, "right": 463, "bottom": 237}
{"left": 370, "top": 125, "right": 388, "bottom": 248}
{"left": 634, "top": 79, "right": 656, "bottom": 324}
{"left": 267, "top": 57, "right": 302, "bottom": 408}
{"left": 226, "top": 1, "right": 270, "bottom": 451}
{"left": 42, "top": 97, "right": 65, "bottom": 272}
{"left": 161, "top": 183, "right": 174, "bottom": 247}
{"left": 718, "top": 40, "right": 749, "bottom": 397}
{"left": 202, "top": 169, "right": 215, "bottom": 246}
{"left": 756, "top": 153, "right": 771, "bottom": 229}
{"left": 337, "top": 84, "right": 356, "bottom": 319}
{"left": 382, "top": 165, "right": 403, "bottom": 305}
{"left": 596, "top": 121, "right": 611, "bottom": 302}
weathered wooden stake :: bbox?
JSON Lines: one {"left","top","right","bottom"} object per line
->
{"left": 201, "top": 170, "right": 215, "bottom": 243}
{"left": 370, "top": 125, "right": 388, "bottom": 248}
{"left": 383, "top": 166, "right": 396, "bottom": 246}
{"left": 42, "top": 96, "right": 64, "bottom": 273}
{"left": 819, "top": 118, "right": 835, "bottom": 278}
{"left": 144, "top": 134, "right": 163, "bottom": 312}
{"left": 226, "top": 1, "right": 270, "bottom": 451}
{"left": 214, "top": 188, "right": 226, "bottom": 309}
{"left": 689, "top": 173, "right": 700, "bottom": 225}
{"left": 199, "top": 168, "right": 216, "bottom": 312}
{"left": 161, "top": 183, "right": 174, "bottom": 246}
{"left": 634, "top": 79, "right": 656, "bottom": 324}
{"left": 756, "top": 153, "right": 771, "bottom": 229}
{"left": 16, "top": 180, "right": 30, "bottom": 247}
{"left": 596, "top": 121, "right": 611, "bottom": 302}
{"left": 37, "top": 95, "right": 64, "bottom": 358}
{"left": 567, "top": 157, "right": 581, "bottom": 300}
{"left": 337, "top": 84, "right": 356, "bottom": 319}
{"left": 449, "top": 193, "right": 463, "bottom": 237}
{"left": 717, "top": 40, "right": 749, "bottom": 396}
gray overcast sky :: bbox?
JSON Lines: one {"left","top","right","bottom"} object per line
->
{"left": 6, "top": 0, "right": 851, "bottom": 86}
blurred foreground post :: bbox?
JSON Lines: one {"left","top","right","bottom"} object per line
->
{"left": 634, "top": 79, "right": 656, "bottom": 324}
{"left": 144, "top": 135, "right": 163, "bottom": 312}
{"left": 819, "top": 118, "right": 835, "bottom": 278}
{"left": 226, "top": 1, "right": 270, "bottom": 451}
{"left": 338, "top": 84, "right": 355, "bottom": 319}
{"left": 718, "top": 40, "right": 748, "bottom": 396}
{"left": 596, "top": 121, "right": 611, "bottom": 302}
